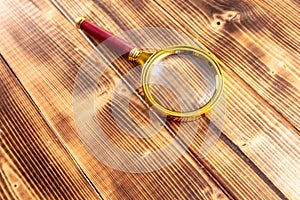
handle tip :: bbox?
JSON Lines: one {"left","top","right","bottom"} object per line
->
{"left": 75, "top": 16, "right": 86, "bottom": 29}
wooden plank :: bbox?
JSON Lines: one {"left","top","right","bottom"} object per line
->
{"left": 51, "top": 0, "right": 300, "bottom": 199}
{"left": 0, "top": 55, "right": 100, "bottom": 199}
{"left": 155, "top": 0, "right": 300, "bottom": 130}
{"left": 0, "top": 1, "right": 229, "bottom": 199}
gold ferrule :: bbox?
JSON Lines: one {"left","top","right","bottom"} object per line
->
{"left": 128, "top": 48, "right": 142, "bottom": 62}
{"left": 75, "top": 16, "right": 86, "bottom": 29}
{"left": 128, "top": 48, "right": 153, "bottom": 65}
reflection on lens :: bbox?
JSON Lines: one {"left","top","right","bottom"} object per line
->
{"left": 143, "top": 47, "right": 222, "bottom": 116}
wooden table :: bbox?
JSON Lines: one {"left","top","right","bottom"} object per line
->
{"left": 0, "top": 0, "right": 299, "bottom": 199}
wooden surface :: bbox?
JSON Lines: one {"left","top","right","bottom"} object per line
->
{"left": 0, "top": 55, "right": 100, "bottom": 199}
{"left": 0, "top": 0, "right": 299, "bottom": 199}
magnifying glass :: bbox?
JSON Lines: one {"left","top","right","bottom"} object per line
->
{"left": 75, "top": 17, "right": 223, "bottom": 120}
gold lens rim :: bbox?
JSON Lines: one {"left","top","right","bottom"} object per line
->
{"left": 141, "top": 45, "right": 224, "bottom": 120}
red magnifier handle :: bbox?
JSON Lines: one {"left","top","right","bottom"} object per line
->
{"left": 75, "top": 17, "right": 134, "bottom": 58}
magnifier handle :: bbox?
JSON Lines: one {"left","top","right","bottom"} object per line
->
{"left": 75, "top": 17, "right": 134, "bottom": 58}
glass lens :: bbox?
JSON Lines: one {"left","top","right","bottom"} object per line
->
{"left": 144, "top": 48, "right": 221, "bottom": 114}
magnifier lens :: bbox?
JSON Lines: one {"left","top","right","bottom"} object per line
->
{"left": 145, "top": 49, "right": 219, "bottom": 114}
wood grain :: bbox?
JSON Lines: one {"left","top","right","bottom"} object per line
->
{"left": 0, "top": 1, "right": 229, "bottom": 199}
{"left": 52, "top": 0, "right": 300, "bottom": 199}
{"left": 0, "top": 0, "right": 299, "bottom": 199}
{"left": 155, "top": 0, "right": 300, "bottom": 130}
{"left": 0, "top": 55, "right": 101, "bottom": 199}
